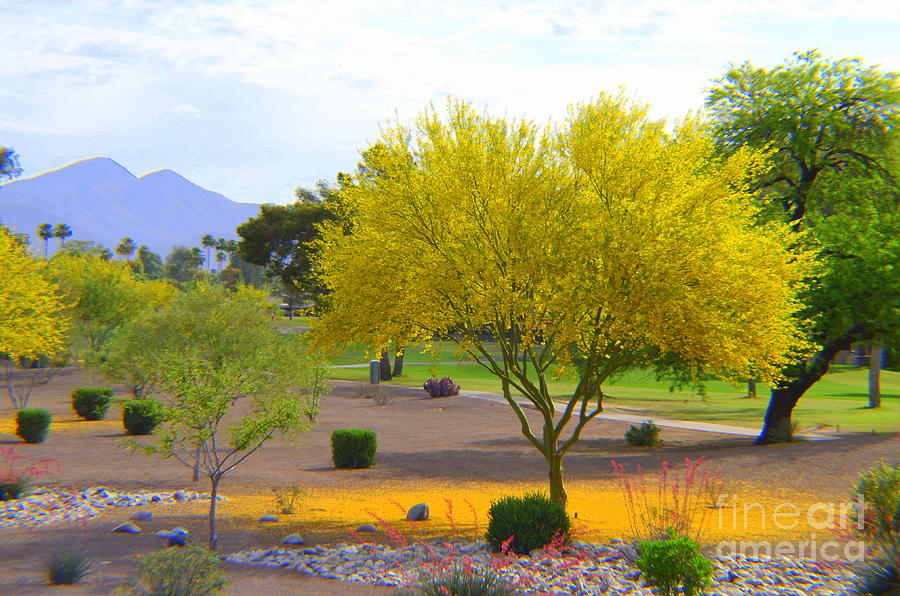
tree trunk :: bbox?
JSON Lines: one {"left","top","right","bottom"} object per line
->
{"left": 548, "top": 451, "right": 567, "bottom": 507}
{"left": 747, "top": 379, "right": 757, "bottom": 398}
{"left": 868, "top": 342, "right": 882, "bottom": 408}
{"left": 379, "top": 349, "right": 392, "bottom": 381}
{"left": 193, "top": 445, "right": 201, "bottom": 482}
{"left": 392, "top": 348, "right": 405, "bottom": 377}
{"left": 756, "top": 325, "right": 861, "bottom": 444}
{"left": 208, "top": 475, "right": 221, "bottom": 550}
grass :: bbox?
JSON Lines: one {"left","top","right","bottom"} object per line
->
{"left": 325, "top": 342, "right": 900, "bottom": 432}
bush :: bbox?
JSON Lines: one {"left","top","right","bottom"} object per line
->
{"left": 485, "top": 492, "right": 571, "bottom": 555}
{"left": 16, "top": 409, "right": 52, "bottom": 443}
{"left": 397, "top": 564, "right": 517, "bottom": 596}
{"left": 625, "top": 420, "right": 661, "bottom": 447}
{"left": 331, "top": 428, "right": 377, "bottom": 469}
{"left": 853, "top": 460, "right": 900, "bottom": 543}
{"left": 636, "top": 532, "right": 713, "bottom": 596}
{"left": 423, "top": 377, "right": 460, "bottom": 397}
{"left": 123, "top": 399, "right": 163, "bottom": 435}
{"left": 124, "top": 544, "right": 226, "bottom": 596}
{"left": 71, "top": 386, "right": 114, "bottom": 420}
{"left": 0, "top": 476, "right": 30, "bottom": 501}
{"left": 47, "top": 549, "right": 94, "bottom": 585}
{"left": 853, "top": 541, "right": 899, "bottom": 595}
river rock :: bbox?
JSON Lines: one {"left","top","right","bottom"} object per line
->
{"left": 130, "top": 510, "right": 153, "bottom": 521}
{"left": 111, "top": 522, "right": 141, "bottom": 533}
{"left": 283, "top": 534, "right": 304, "bottom": 545}
{"left": 260, "top": 514, "right": 278, "bottom": 522}
{"left": 355, "top": 524, "right": 378, "bottom": 533}
{"left": 406, "top": 503, "right": 429, "bottom": 521}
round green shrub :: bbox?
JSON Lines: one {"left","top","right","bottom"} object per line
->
{"left": 853, "top": 460, "right": 900, "bottom": 542}
{"left": 123, "top": 400, "right": 162, "bottom": 435}
{"left": 126, "top": 544, "right": 227, "bottom": 595}
{"left": 71, "top": 387, "right": 114, "bottom": 421}
{"left": 636, "top": 532, "right": 713, "bottom": 596}
{"left": 625, "top": 420, "right": 662, "bottom": 446}
{"left": 331, "top": 428, "right": 377, "bottom": 469}
{"left": 16, "top": 408, "right": 52, "bottom": 443}
{"left": 485, "top": 492, "right": 571, "bottom": 555}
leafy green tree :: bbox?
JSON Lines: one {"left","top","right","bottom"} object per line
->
{"left": 707, "top": 50, "right": 900, "bottom": 442}
{"left": 201, "top": 234, "right": 216, "bottom": 273}
{"left": 164, "top": 246, "right": 204, "bottom": 283}
{"left": 313, "top": 97, "right": 807, "bottom": 505}
{"left": 115, "top": 237, "right": 137, "bottom": 261}
{"left": 236, "top": 181, "right": 340, "bottom": 300}
{"left": 53, "top": 223, "right": 72, "bottom": 248}
{"left": 136, "top": 245, "right": 165, "bottom": 279}
{"left": 121, "top": 285, "right": 325, "bottom": 549}
{"left": 37, "top": 223, "right": 54, "bottom": 258}
{"left": 61, "top": 240, "right": 113, "bottom": 260}
{"left": 0, "top": 147, "right": 21, "bottom": 181}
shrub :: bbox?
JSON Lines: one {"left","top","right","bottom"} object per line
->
{"left": 16, "top": 408, "right": 52, "bottom": 443}
{"left": 625, "top": 420, "right": 661, "bottom": 447}
{"left": 397, "top": 564, "right": 517, "bottom": 596}
{"left": 853, "top": 541, "right": 899, "bottom": 595}
{"left": 636, "top": 531, "right": 713, "bottom": 596}
{"left": 123, "top": 399, "right": 163, "bottom": 435}
{"left": 47, "top": 549, "right": 94, "bottom": 585}
{"left": 71, "top": 386, "right": 114, "bottom": 420}
{"left": 853, "top": 460, "right": 900, "bottom": 543}
{"left": 771, "top": 417, "right": 800, "bottom": 442}
{"left": 485, "top": 492, "right": 571, "bottom": 555}
{"left": 423, "top": 377, "right": 460, "bottom": 397}
{"left": 0, "top": 476, "right": 30, "bottom": 501}
{"left": 331, "top": 428, "right": 377, "bottom": 469}
{"left": 271, "top": 484, "right": 305, "bottom": 515}
{"left": 124, "top": 544, "right": 226, "bottom": 596}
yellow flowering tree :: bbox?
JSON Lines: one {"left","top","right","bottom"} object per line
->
{"left": 0, "top": 227, "right": 68, "bottom": 407}
{"left": 313, "top": 97, "right": 808, "bottom": 505}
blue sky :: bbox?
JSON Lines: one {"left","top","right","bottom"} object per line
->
{"left": 2, "top": 0, "right": 898, "bottom": 205}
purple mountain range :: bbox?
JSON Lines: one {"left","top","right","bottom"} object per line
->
{"left": 0, "top": 157, "right": 261, "bottom": 256}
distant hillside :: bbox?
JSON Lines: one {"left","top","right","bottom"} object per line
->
{"left": 0, "top": 157, "right": 261, "bottom": 256}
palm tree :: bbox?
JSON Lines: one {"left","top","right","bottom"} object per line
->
{"left": 116, "top": 237, "right": 137, "bottom": 261}
{"left": 201, "top": 234, "right": 216, "bottom": 273}
{"left": 215, "top": 250, "right": 226, "bottom": 272}
{"left": 188, "top": 246, "right": 204, "bottom": 271}
{"left": 53, "top": 223, "right": 72, "bottom": 249}
{"left": 37, "top": 223, "right": 53, "bottom": 257}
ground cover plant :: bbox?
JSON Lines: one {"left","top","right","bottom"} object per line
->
{"left": 124, "top": 544, "right": 227, "bottom": 595}
{"left": 46, "top": 549, "right": 94, "bottom": 585}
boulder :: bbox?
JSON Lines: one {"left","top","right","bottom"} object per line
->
{"left": 111, "top": 522, "right": 141, "bottom": 534}
{"left": 355, "top": 524, "right": 378, "bottom": 533}
{"left": 130, "top": 510, "right": 153, "bottom": 521}
{"left": 259, "top": 514, "right": 278, "bottom": 522}
{"left": 406, "top": 503, "right": 429, "bottom": 521}
{"left": 283, "top": 534, "right": 304, "bottom": 545}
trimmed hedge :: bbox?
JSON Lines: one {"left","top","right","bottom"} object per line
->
{"left": 71, "top": 387, "right": 114, "bottom": 421}
{"left": 123, "top": 400, "right": 163, "bottom": 435}
{"left": 485, "top": 492, "right": 571, "bottom": 555}
{"left": 331, "top": 428, "right": 377, "bottom": 469}
{"left": 16, "top": 409, "right": 52, "bottom": 443}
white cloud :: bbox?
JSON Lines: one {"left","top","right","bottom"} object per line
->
{"left": 170, "top": 104, "right": 203, "bottom": 117}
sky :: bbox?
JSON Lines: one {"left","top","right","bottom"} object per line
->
{"left": 2, "top": 0, "right": 898, "bottom": 205}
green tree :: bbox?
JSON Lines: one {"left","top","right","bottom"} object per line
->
{"left": 53, "top": 223, "right": 72, "bottom": 248}
{"left": 136, "top": 245, "right": 165, "bottom": 279}
{"left": 201, "top": 234, "right": 216, "bottom": 273}
{"left": 164, "top": 246, "right": 204, "bottom": 283}
{"left": 115, "top": 237, "right": 137, "bottom": 261}
{"left": 707, "top": 50, "right": 900, "bottom": 442}
{"left": 236, "top": 181, "right": 340, "bottom": 300}
{"left": 61, "top": 240, "right": 113, "bottom": 260}
{"left": 37, "top": 223, "right": 54, "bottom": 258}
{"left": 121, "top": 286, "right": 325, "bottom": 549}
{"left": 313, "top": 98, "right": 807, "bottom": 505}
{"left": 0, "top": 147, "right": 22, "bottom": 181}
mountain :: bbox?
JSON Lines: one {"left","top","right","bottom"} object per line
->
{"left": 0, "top": 157, "right": 261, "bottom": 257}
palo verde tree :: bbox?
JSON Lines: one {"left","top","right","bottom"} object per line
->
{"left": 123, "top": 285, "right": 325, "bottom": 549}
{"left": 707, "top": 50, "right": 900, "bottom": 442}
{"left": 312, "top": 97, "right": 808, "bottom": 505}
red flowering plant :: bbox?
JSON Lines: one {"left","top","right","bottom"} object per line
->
{"left": 0, "top": 445, "right": 59, "bottom": 500}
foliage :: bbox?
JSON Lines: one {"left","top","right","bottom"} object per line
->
{"left": 164, "top": 245, "right": 204, "bottom": 282}
{"left": 271, "top": 484, "right": 305, "bottom": 515}
{"left": 313, "top": 96, "right": 807, "bottom": 503}
{"left": 122, "top": 399, "right": 163, "bottom": 435}
{"left": 612, "top": 457, "right": 720, "bottom": 542}
{"left": 423, "top": 377, "right": 460, "bottom": 397}
{"left": 47, "top": 549, "right": 94, "bottom": 585}
{"left": 124, "top": 285, "right": 325, "bottom": 548}
{"left": 0, "top": 146, "right": 22, "bottom": 181}
{"left": 853, "top": 461, "right": 900, "bottom": 544}
{"left": 331, "top": 428, "right": 377, "bottom": 469}
{"left": 396, "top": 564, "right": 517, "bottom": 596}
{"left": 707, "top": 50, "right": 900, "bottom": 442}
{"left": 0, "top": 227, "right": 68, "bottom": 368}
{"left": 624, "top": 420, "right": 661, "bottom": 447}
{"left": 853, "top": 540, "right": 900, "bottom": 596}
{"left": 485, "top": 492, "right": 571, "bottom": 555}
{"left": 636, "top": 531, "right": 713, "bottom": 596}
{"left": 48, "top": 251, "right": 177, "bottom": 361}
{"left": 0, "top": 445, "right": 58, "bottom": 500}
{"left": 2, "top": 352, "right": 68, "bottom": 410}
{"left": 124, "top": 544, "right": 227, "bottom": 596}
{"left": 71, "top": 386, "right": 114, "bottom": 420}
{"left": 16, "top": 408, "right": 52, "bottom": 443}
{"left": 136, "top": 245, "right": 165, "bottom": 279}
{"left": 236, "top": 186, "right": 339, "bottom": 299}
{"left": 770, "top": 418, "right": 801, "bottom": 443}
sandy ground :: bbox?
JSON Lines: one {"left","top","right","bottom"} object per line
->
{"left": 0, "top": 367, "right": 896, "bottom": 594}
